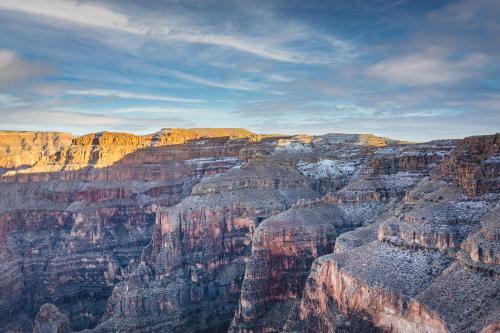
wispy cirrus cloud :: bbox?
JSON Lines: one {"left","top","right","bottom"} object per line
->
{"left": 366, "top": 52, "right": 489, "bottom": 86}
{"left": 162, "top": 68, "right": 263, "bottom": 92}
{"left": 65, "top": 89, "right": 204, "bottom": 103}
{"left": 0, "top": 0, "right": 497, "bottom": 140}
{"left": 0, "top": 0, "right": 137, "bottom": 33}
{"left": 0, "top": 0, "right": 344, "bottom": 64}
{"left": 0, "top": 93, "right": 29, "bottom": 107}
{"left": 0, "top": 107, "right": 194, "bottom": 134}
{"left": 111, "top": 106, "right": 219, "bottom": 114}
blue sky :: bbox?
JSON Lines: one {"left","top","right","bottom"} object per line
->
{"left": 0, "top": 0, "right": 498, "bottom": 141}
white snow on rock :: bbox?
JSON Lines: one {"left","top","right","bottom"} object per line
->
{"left": 297, "top": 159, "right": 357, "bottom": 180}
{"left": 374, "top": 147, "right": 401, "bottom": 156}
{"left": 184, "top": 157, "right": 239, "bottom": 165}
{"left": 274, "top": 139, "right": 312, "bottom": 153}
{"left": 485, "top": 154, "right": 500, "bottom": 163}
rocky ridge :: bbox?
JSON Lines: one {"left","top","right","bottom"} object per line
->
{"left": 0, "top": 130, "right": 497, "bottom": 333}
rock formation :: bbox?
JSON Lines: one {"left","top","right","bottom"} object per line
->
{"left": 33, "top": 304, "right": 71, "bottom": 333}
{"left": 0, "top": 129, "right": 254, "bottom": 332}
{"left": 0, "top": 130, "right": 497, "bottom": 333}
{"left": 285, "top": 134, "right": 499, "bottom": 333}
{"left": 229, "top": 200, "right": 357, "bottom": 332}
{"left": 95, "top": 158, "right": 319, "bottom": 332}
{"left": 0, "top": 131, "right": 72, "bottom": 171}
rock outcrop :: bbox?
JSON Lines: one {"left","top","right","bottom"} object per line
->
{"left": 229, "top": 139, "right": 455, "bottom": 333}
{"left": 33, "top": 304, "right": 71, "bottom": 333}
{"left": 441, "top": 133, "right": 500, "bottom": 196}
{"left": 95, "top": 158, "right": 319, "bottom": 332}
{"left": 0, "top": 131, "right": 72, "bottom": 171}
{"left": 230, "top": 200, "right": 358, "bottom": 332}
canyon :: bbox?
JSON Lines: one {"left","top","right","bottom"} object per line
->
{"left": 0, "top": 129, "right": 498, "bottom": 333}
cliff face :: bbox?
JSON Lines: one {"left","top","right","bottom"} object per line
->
{"left": 0, "top": 130, "right": 498, "bottom": 333}
{"left": 286, "top": 134, "right": 499, "bottom": 333}
{"left": 229, "top": 140, "right": 455, "bottom": 333}
{"left": 0, "top": 131, "right": 72, "bottom": 171}
{"left": 0, "top": 130, "right": 250, "bottom": 332}
{"left": 229, "top": 201, "right": 356, "bottom": 333}
{"left": 96, "top": 159, "right": 319, "bottom": 332}
{"left": 441, "top": 133, "right": 500, "bottom": 196}
{"left": 4, "top": 128, "right": 256, "bottom": 178}
{"left": 33, "top": 304, "right": 71, "bottom": 333}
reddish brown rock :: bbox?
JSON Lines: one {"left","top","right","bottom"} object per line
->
{"left": 1, "top": 130, "right": 498, "bottom": 333}
{"left": 0, "top": 132, "right": 249, "bottom": 332}
{"left": 230, "top": 200, "right": 358, "bottom": 333}
{"left": 441, "top": 133, "right": 500, "bottom": 196}
{"left": 96, "top": 159, "right": 319, "bottom": 333}
{"left": 285, "top": 135, "right": 500, "bottom": 333}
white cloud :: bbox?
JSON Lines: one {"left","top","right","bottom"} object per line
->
{"left": 366, "top": 53, "right": 488, "bottom": 85}
{"left": 0, "top": 49, "right": 51, "bottom": 87}
{"left": 0, "top": 0, "right": 139, "bottom": 33}
{"left": 0, "top": 49, "right": 16, "bottom": 69}
{"left": 163, "top": 68, "right": 263, "bottom": 91}
{"left": 161, "top": 30, "right": 310, "bottom": 63}
{"left": 65, "top": 89, "right": 204, "bottom": 103}
{"left": 0, "top": 108, "right": 193, "bottom": 134}
{"left": 0, "top": 0, "right": 344, "bottom": 63}
{"left": 111, "top": 106, "right": 217, "bottom": 114}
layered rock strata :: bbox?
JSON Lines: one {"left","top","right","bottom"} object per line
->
{"left": 0, "top": 130, "right": 498, "bottom": 333}
{"left": 33, "top": 304, "right": 71, "bottom": 333}
{"left": 230, "top": 201, "right": 358, "bottom": 332}
{"left": 95, "top": 159, "right": 319, "bottom": 332}
{"left": 0, "top": 131, "right": 251, "bottom": 332}
{"left": 286, "top": 134, "right": 499, "bottom": 333}
{"left": 230, "top": 140, "right": 454, "bottom": 333}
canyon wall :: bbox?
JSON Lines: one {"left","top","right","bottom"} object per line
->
{"left": 286, "top": 134, "right": 499, "bottom": 333}
{"left": 0, "top": 130, "right": 497, "bottom": 333}
{"left": 0, "top": 130, "right": 254, "bottom": 332}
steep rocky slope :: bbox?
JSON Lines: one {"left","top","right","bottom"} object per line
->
{"left": 230, "top": 140, "right": 455, "bottom": 333}
{"left": 94, "top": 158, "right": 319, "bottom": 332}
{"left": 0, "top": 130, "right": 497, "bottom": 333}
{"left": 285, "top": 134, "right": 500, "bottom": 333}
{"left": 0, "top": 129, "right": 255, "bottom": 332}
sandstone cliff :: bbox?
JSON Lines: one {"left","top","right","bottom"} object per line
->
{"left": 0, "top": 131, "right": 72, "bottom": 171}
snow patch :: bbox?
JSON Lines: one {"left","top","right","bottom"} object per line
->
{"left": 184, "top": 157, "right": 239, "bottom": 165}
{"left": 297, "top": 159, "right": 357, "bottom": 180}
{"left": 274, "top": 140, "right": 312, "bottom": 153}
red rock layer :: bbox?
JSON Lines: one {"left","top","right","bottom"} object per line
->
{"left": 0, "top": 133, "right": 248, "bottom": 332}
{"left": 230, "top": 201, "right": 357, "bottom": 333}
{"left": 441, "top": 133, "right": 500, "bottom": 196}
{"left": 285, "top": 135, "right": 499, "bottom": 333}
{"left": 96, "top": 160, "right": 319, "bottom": 332}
